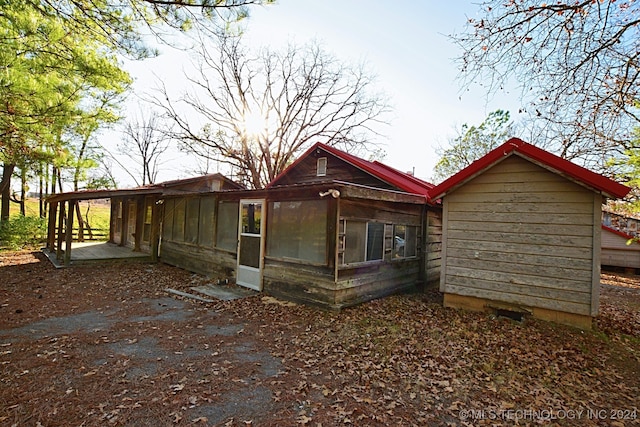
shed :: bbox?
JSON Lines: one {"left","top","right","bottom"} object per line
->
{"left": 601, "top": 225, "right": 640, "bottom": 270}
{"left": 429, "top": 138, "right": 629, "bottom": 329}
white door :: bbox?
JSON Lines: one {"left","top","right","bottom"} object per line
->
{"left": 236, "top": 200, "right": 265, "bottom": 290}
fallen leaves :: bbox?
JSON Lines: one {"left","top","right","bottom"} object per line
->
{"left": 0, "top": 251, "right": 639, "bottom": 426}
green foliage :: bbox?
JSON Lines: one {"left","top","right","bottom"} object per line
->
{"left": 433, "top": 110, "right": 512, "bottom": 183}
{"left": 607, "top": 127, "right": 640, "bottom": 211}
{"left": 0, "top": 215, "right": 47, "bottom": 250}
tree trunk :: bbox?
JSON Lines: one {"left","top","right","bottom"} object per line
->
{"left": 0, "top": 163, "right": 15, "bottom": 221}
{"left": 19, "top": 167, "right": 26, "bottom": 216}
{"left": 39, "top": 165, "right": 45, "bottom": 218}
{"left": 75, "top": 201, "right": 85, "bottom": 242}
{"left": 51, "top": 166, "right": 57, "bottom": 195}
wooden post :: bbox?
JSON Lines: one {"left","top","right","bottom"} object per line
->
{"left": 64, "top": 200, "right": 75, "bottom": 266}
{"left": 109, "top": 198, "right": 115, "bottom": 243}
{"left": 56, "top": 202, "right": 66, "bottom": 260}
{"left": 135, "top": 196, "right": 144, "bottom": 251}
{"left": 150, "top": 198, "right": 161, "bottom": 262}
{"left": 47, "top": 201, "right": 57, "bottom": 251}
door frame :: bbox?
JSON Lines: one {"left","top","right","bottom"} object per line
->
{"left": 236, "top": 199, "right": 266, "bottom": 291}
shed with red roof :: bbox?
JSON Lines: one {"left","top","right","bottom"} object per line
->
{"left": 601, "top": 225, "right": 640, "bottom": 270}
{"left": 429, "top": 138, "right": 630, "bottom": 329}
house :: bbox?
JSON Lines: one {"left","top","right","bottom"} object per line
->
{"left": 46, "top": 138, "right": 631, "bottom": 326}
{"left": 159, "top": 142, "right": 442, "bottom": 308}
{"left": 428, "top": 138, "right": 630, "bottom": 329}
{"left": 601, "top": 225, "right": 640, "bottom": 271}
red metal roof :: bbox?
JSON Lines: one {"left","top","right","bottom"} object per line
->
{"left": 267, "top": 142, "right": 435, "bottom": 197}
{"left": 428, "top": 138, "right": 630, "bottom": 202}
{"left": 602, "top": 224, "right": 639, "bottom": 243}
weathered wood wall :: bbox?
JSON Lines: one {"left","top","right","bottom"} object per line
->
{"left": 271, "top": 149, "right": 396, "bottom": 191}
{"left": 440, "top": 156, "right": 599, "bottom": 317}
{"left": 160, "top": 240, "right": 236, "bottom": 277}
{"left": 601, "top": 228, "right": 640, "bottom": 269}
{"left": 263, "top": 259, "right": 336, "bottom": 307}
{"left": 335, "top": 198, "right": 423, "bottom": 306}
{"left": 425, "top": 208, "right": 442, "bottom": 284}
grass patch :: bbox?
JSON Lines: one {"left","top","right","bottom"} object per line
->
{"left": 0, "top": 215, "right": 47, "bottom": 249}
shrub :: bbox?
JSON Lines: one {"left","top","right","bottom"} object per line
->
{"left": 0, "top": 215, "right": 47, "bottom": 250}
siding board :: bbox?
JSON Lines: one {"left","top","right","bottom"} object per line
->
{"left": 445, "top": 284, "right": 591, "bottom": 315}
{"left": 446, "top": 256, "right": 592, "bottom": 281}
{"left": 445, "top": 275, "right": 591, "bottom": 305}
{"left": 445, "top": 266, "right": 592, "bottom": 292}
{"left": 447, "top": 238, "right": 592, "bottom": 259}
{"left": 447, "top": 210, "right": 594, "bottom": 225}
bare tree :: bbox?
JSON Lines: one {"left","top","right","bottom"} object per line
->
{"left": 451, "top": 1, "right": 640, "bottom": 171}
{"left": 118, "top": 111, "right": 170, "bottom": 186}
{"left": 153, "top": 35, "right": 390, "bottom": 189}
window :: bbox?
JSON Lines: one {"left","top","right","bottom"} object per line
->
{"left": 340, "top": 219, "right": 419, "bottom": 265}
{"left": 142, "top": 201, "right": 152, "bottom": 242}
{"left": 317, "top": 157, "right": 327, "bottom": 176}
{"left": 216, "top": 201, "right": 239, "bottom": 252}
{"left": 366, "top": 222, "right": 384, "bottom": 261}
{"left": 115, "top": 201, "right": 123, "bottom": 233}
{"left": 344, "top": 220, "right": 366, "bottom": 264}
{"left": 185, "top": 198, "right": 200, "bottom": 244}
{"left": 199, "top": 197, "right": 216, "bottom": 247}
{"left": 393, "top": 225, "right": 418, "bottom": 258}
{"left": 267, "top": 200, "right": 327, "bottom": 264}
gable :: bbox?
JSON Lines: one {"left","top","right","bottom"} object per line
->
{"left": 429, "top": 138, "right": 630, "bottom": 201}
{"left": 269, "top": 147, "right": 397, "bottom": 191}
{"left": 448, "top": 155, "right": 594, "bottom": 202}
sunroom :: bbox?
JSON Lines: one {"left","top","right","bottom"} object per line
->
{"left": 158, "top": 181, "right": 436, "bottom": 308}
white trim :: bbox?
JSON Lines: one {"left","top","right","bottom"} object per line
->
{"left": 236, "top": 199, "right": 266, "bottom": 291}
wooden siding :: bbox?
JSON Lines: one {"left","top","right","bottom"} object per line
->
{"left": 425, "top": 208, "right": 442, "bottom": 284}
{"left": 441, "top": 156, "right": 597, "bottom": 316}
{"left": 335, "top": 260, "right": 420, "bottom": 308}
{"left": 271, "top": 150, "right": 396, "bottom": 190}
{"left": 160, "top": 240, "right": 236, "bottom": 278}
{"left": 601, "top": 228, "right": 640, "bottom": 268}
{"left": 263, "top": 259, "right": 336, "bottom": 307}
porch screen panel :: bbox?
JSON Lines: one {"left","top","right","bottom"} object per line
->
{"left": 199, "top": 196, "right": 216, "bottom": 247}
{"left": 267, "top": 200, "right": 327, "bottom": 264}
{"left": 344, "top": 220, "right": 366, "bottom": 264}
{"left": 163, "top": 199, "right": 175, "bottom": 241}
{"left": 216, "top": 201, "right": 239, "bottom": 252}
{"left": 142, "top": 201, "right": 152, "bottom": 242}
{"left": 173, "top": 198, "right": 186, "bottom": 242}
{"left": 185, "top": 198, "right": 200, "bottom": 244}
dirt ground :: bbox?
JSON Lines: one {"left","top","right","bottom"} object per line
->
{"left": 0, "top": 251, "right": 639, "bottom": 426}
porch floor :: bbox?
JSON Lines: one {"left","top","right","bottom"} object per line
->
{"left": 43, "top": 241, "right": 150, "bottom": 268}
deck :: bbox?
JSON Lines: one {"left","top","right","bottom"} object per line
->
{"left": 43, "top": 241, "right": 150, "bottom": 268}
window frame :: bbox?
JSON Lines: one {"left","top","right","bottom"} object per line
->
{"left": 339, "top": 218, "right": 419, "bottom": 266}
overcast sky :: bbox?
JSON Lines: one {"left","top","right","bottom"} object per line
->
{"left": 106, "top": 1, "right": 523, "bottom": 187}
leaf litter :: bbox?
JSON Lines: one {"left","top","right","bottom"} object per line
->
{"left": 0, "top": 250, "right": 638, "bottom": 426}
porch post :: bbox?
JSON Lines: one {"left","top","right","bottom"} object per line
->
{"left": 64, "top": 200, "right": 75, "bottom": 266}
{"left": 47, "top": 201, "right": 57, "bottom": 251}
{"left": 150, "top": 198, "right": 161, "bottom": 262}
{"left": 56, "top": 202, "right": 66, "bottom": 260}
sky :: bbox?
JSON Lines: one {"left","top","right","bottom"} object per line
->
{"left": 107, "top": 1, "right": 523, "bottom": 187}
